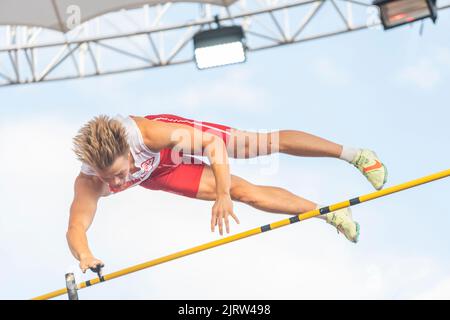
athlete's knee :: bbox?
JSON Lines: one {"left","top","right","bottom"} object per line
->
{"left": 268, "top": 131, "right": 280, "bottom": 154}
{"left": 278, "top": 130, "right": 294, "bottom": 153}
{"left": 227, "top": 133, "right": 255, "bottom": 158}
{"left": 228, "top": 131, "right": 279, "bottom": 158}
{"left": 230, "top": 178, "right": 259, "bottom": 205}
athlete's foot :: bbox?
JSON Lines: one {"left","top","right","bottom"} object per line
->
{"left": 352, "top": 149, "right": 388, "bottom": 190}
{"left": 325, "top": 207, "right": 360, "bottom": 243}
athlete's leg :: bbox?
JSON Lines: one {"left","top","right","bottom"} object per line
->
{"left": 147, "top": 115, "right": 346, "bottom": 159}
{"left": 196, "top": 163, "right": 317, "bottom": 214}
{"left": 227, "top": 129, "right": 344, "bottom": 158}
{"left": 227, "top": 128, "right": 387, "bottom": 190}
{"left": 196, "top": 165, "right": 359, "bottom": 242}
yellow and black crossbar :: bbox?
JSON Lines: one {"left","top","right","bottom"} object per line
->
{"left": 32, "top": 168, "right": 450, "bottom": 300}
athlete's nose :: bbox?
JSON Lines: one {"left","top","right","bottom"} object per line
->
{"left": 112, "top": 177, "right": 123, "bottom": 187}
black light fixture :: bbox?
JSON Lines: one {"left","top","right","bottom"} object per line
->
{"left": 373, "top": 0, "right": 437, "bottom": 30}
{"left": 193, "top": 16, "right": 246, "bottom": 70}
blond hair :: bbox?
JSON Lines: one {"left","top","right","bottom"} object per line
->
{"left": 73, "top": 115, "right": 129, "bottom": 170}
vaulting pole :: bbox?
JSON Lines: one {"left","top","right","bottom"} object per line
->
{"left": 32, "top": 168, "right": 450, "bottom": 300}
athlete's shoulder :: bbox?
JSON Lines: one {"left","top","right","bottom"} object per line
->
{"left": 130, "top": 115, "right": 156, "bottom": 139}
{"left": 75, "top": 173, "right": 110, "bottom": 197}
{"left": 129, "top": 115, "right": 165, "bottom": 151}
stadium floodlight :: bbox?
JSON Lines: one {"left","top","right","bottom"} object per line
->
{"left": 193, "top": 25, "right": 246, "bottom": 70}
{"left": 373, "top": 0, "right": 437, "bottom": 30}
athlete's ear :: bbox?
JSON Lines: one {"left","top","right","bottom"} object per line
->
{"left": 127, "top": 150, "right": 133, "bottom": 167}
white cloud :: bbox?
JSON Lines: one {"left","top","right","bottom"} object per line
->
{"left": 436, "top": 47, "right": 450, "bottom": 67}
{"left": 414, "top": 277, "right": 450, "bottom": 300}
{"left": 396, "top": 46, "right": 450, "bottom": 90}
{"left": 311, "top": 57, "right": 352, "bottom": 86}
{"left": 65, "top": 64, "right": 272, "bottom": 119}
{"left": 397, "top": 59, "right": 441, "bottom": 90}
{"left": 174, "top": 68, "right": 272, "bottom": 112}
{"left": 1, "top": 116, "right": 449, "bottom": 300}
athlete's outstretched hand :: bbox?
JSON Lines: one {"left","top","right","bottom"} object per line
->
{"left": 211, "top": 194, "right": 240, "bottom": 235}
{"left": 79, "top": 255, "right": 104, "bottom": 274}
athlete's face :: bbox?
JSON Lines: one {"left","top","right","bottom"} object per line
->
{"left": 96, "top": 153, "right": 132, "bottom": 189}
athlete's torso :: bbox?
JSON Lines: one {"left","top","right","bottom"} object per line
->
{"left": 80, "top": 115, "right": 161, "bottom": 195}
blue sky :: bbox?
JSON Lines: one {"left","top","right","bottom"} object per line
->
{"left": 0, "top": 5, "right": 449, "bottom": 300}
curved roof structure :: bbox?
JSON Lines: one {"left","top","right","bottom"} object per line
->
{"left": 0, "top": 0, "right": 237, "bottom": 32}
{"left": 0, "top": 0, "right": 449, "bottom": 87}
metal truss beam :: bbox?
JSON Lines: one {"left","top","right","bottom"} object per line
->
{"left": 0, "top": 0, "right": 449, "bottom": 87}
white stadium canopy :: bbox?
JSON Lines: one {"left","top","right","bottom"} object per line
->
{"left": 0, "top": 0, "right": 237, "bottom": 32}
{"left": 0, "top": 0, "right": 449, "bottom": 86}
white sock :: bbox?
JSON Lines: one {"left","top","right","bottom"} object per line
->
{"left": 339, "top": 146, "right": 361, "bottom": 163}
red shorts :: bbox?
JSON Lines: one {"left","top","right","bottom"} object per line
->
{"left": 139, "top": 114, "right": 232, "bottom": 198}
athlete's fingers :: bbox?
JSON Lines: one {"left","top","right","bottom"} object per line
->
{"left": 80, "top": 264, "right": 88, "bottom": 273}
{"left": 89, "top": 262, "right": 104, "bottom": 273}
{"left": 211, "top": 212, "right": 217, "bottom": 232}
{"left": 230, "top": 211, "right": 240, "bottom": 224}
{"left": 218, "top": 219, "right": 223, "bottom": 236}
{"left": 218, "top": 212, "right": 224, "bottom": 236}
{"left": 224, "top": 215, "right": 230, "bottom": 234}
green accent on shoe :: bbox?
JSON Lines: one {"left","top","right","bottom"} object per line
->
{"left": 353, "top": 221, "right": 360, "bottom": 244}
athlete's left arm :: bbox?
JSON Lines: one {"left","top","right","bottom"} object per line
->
{"left": 134, "top": 116, "right": 239, "bottom": 235}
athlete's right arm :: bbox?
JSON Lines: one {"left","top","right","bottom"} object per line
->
{"left": 67, "top": 173, "right": 108, "bottom": 272}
